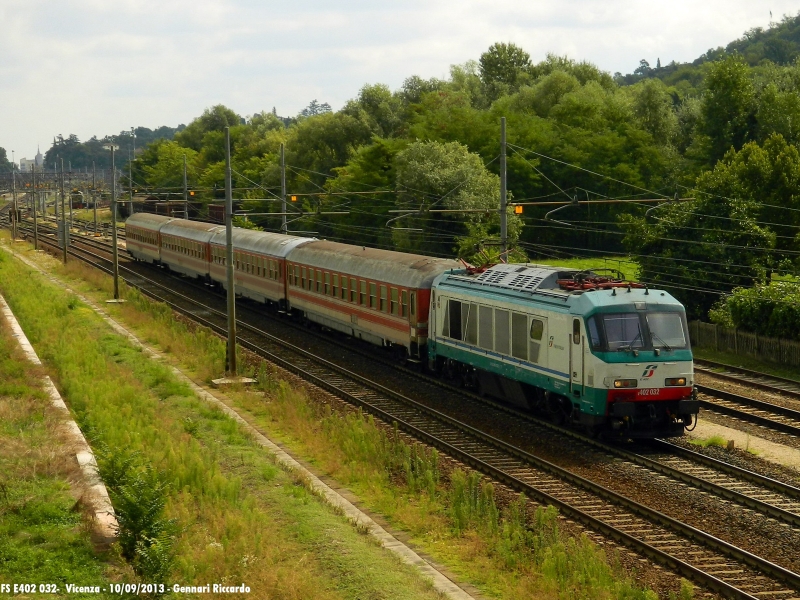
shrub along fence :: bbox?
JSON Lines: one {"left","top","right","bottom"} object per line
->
{"left": 690, "top": 321, "right": 800, "bottom": 367}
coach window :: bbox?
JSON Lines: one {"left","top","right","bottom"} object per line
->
{"left": 410, "top": 292, "right": 416, "bottom": 317}
{"left": 369, "top": 283, "right": 377, "bottom": 309}
{"left": 379, "top": 285, "right": 387, "bottom": 312}
{"left": 511, "top": 313, "right": 528, "bottom": 360}
{"left": 332, "top": 274, "right": 338, "bottom": 297}
{"left": 400, "top": 291, "right": 408, "bottom": 317}
{"left": 351, "top": 278, "right": 358, "bottom": 303}
{"left": 341, "top": 276, "right": 347, "bottom": 300}
{"left": 316, "top": 270, "right": 322, "bottom": 293}
{"left": 390, "top": 288, "right": 398, "bottom": 316}
{"left": 324, "top": 272, "right": 330, "bottom": 295}
{"left": 301, "top": 267, "right": 307, "bottom": 289}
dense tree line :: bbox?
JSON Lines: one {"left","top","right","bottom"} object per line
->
{"left": 117, "top": 14, "right": 800, "bottom": 323}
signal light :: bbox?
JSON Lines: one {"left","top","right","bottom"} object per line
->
{"left": 514, "top": 205, "right": 523, "bottom": 214}
{"left": 291, "top": 195, "right": 297, "bottom": 202}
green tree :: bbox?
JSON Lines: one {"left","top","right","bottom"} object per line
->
{"left": 175, "top": 105, "right": 242, "bottom": 151}
{"left": 479, "top": 42, "right": 533, "bottom": 101}
{"left": 0, "top": 147, "right": 12, "bottom": 173}
{"left": 393, "top": 140, "right": 522, "bottom": 261}
{"left": 138, "top": 141, "right": 199, "bottom": 190}
{"left": 698, "top": 55, "right": 755, "bottom": 163}
{"left": 631, "top": 79, "right": 677, "bottom": 145}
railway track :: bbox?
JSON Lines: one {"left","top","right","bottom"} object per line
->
{"left": 11, "top": 220, "right": 800, "bottom": 599}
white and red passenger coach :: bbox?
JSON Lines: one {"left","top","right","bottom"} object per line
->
{"left": 125, "top": 214, "right": 460, "bottom": 359}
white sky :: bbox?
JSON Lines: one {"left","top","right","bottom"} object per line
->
{"left": 1, "top": 0, "right": 796, "bottom": 159}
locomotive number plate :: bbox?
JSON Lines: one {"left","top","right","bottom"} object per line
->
{"left": 637, "top": 388, "right": 660, "bottom": 397}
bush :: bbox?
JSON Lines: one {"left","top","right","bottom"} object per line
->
{"left": 713, "top": 281, "right": 800, "bottom": 339}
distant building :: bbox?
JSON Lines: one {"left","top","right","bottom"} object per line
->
{"left": 18, "top": 147, "right": 44, "bottom": 172}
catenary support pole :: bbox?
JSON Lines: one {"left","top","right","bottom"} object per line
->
{"left": 11, "top": 158, "right": 16, "bottom": 241}
{"left": 93, "top": 162, "right": 97, "bottom": 234}
{"left": 183, "top": 154, "right": 188, "bottom": 219}
{"left": 32, "top": 165, "right": 38, "bottom": 250}
{"left": 280, "top": 143, "right": 287, "bottom": 234}
{"left": 60, "top": 159, "right": 67, "bottom": 264}
{"left": 224, "top": 127, "right": 237, "bottom": 375}
{"left": 111, "top": 148, "right": 119, "bottom": 299}
{"left": 499, "top": 116, "right": 507, "bottom": 263}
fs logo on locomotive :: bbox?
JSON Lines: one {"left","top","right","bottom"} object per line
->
{"left": 641, "top": 365, "right": 658, "bottom": 378}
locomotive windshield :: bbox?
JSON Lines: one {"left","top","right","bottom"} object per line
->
{"left": 587, "top": 311, "right": 689, "bottom": 352}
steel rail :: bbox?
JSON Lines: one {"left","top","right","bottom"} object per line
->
{"left": 11, "top": 221, "right": 800, "bottom": 598}
{"left": 696, "top": 360, "right": 800, "bottom": 400}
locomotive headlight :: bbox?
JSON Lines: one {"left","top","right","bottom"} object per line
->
{"left": 665, "top": 377, "right": 687, "bottom": 386}
{"left": 613, "top": 379, "right": 637, "bottom": 388}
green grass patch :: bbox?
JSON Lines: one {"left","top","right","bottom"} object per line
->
{"left": 0, "top": 241, "right": 442, "bottom": 600}
{"left": 0, "top": 234, "right": 687, "bottom": 599}
{"left": 688, "top": 435, "right": 729, "bottom": 449}
{"left": 536, "top": 256, "right": 640, "bottom": 282}
{"left": 0, "top": 304, "right": 117, "bottom": 596}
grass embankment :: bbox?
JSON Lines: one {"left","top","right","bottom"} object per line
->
{"left": 0, "top": 245, "right": 441, "bottom": 600}
{"left": 0, "top": 235, "right": 687, "bottom": 599}
{"left": 540, "top": 257, "right": 640, "bottom": 281}
{"left": 0, "top": 297, "right": 117, "bottom": 595}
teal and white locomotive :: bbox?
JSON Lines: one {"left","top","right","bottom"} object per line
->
{"left": 428, "top": 263, "right": 698, "bottom": 438}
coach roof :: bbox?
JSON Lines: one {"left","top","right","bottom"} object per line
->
{"left": 211, "top": 228, "right": 316, "bottom": 259}
{"left": 287, "top": 240, "right": 461, "bottom": 288}
{"left": 125, "top": 213, "right": 174, "bottom": 232}
{"left": 160, "top": 218, "right": 224, "bottom": 242}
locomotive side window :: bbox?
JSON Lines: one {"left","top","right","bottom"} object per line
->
{"left": 401, "top": 291, "right": 408, "bottom": 317}
{"left": 380, "top": 286, "right": 387, "bottom": 312}
{"left": 442, "top": 300, "right": 450, "bottom": 337}
{"left": 511, "top": 312, "right": 528, "bottom": 360}
{"left": 572, "top": 319, "right": 581, "bottom": 344}
{"left": 587, "top": 316, "right": 602, "bottom": 349}
{"left": 478, "top": 305, "right": 493, "bottom": 350}
{"left": 390, "top": 288, "right": 398, "bottom": 315}
{"left": 494, "top": 309, "right": 509, "bottom": 355}
{"left": 447, "top": 300, "right": 462, "bottom": 341}
{"left": 530, "top": 318, "right": 544, "bottom": 363}
{"left": 465, "top": 303, "right": 478, "bottom": 345}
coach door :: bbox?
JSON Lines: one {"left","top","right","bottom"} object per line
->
{"left": 569, "top": 318, "right": 584, "bottom": 396}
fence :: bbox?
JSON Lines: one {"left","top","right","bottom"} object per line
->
{"left": 690, "top": 321, "right": 800, "bottom": 367}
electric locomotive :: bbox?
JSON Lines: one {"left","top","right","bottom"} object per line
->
{"left": 428, "top": 263, "right": 698, "bottom": 438}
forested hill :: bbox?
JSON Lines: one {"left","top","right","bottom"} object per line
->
{"left": 616, "top": 12, "right": 800, "bottom": 88}
{"left": 41, "top": 125, "right": 185, "bottom": 172}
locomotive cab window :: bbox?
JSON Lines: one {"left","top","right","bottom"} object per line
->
{"left": 646, "top": 312, "right": 689, "bottom": 350}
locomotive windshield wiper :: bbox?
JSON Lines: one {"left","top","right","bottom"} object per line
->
{"left": 618, "top": 331, "right": 643, "bottom": 352}
{"left": 651, "top": 332, "right": 672, "bottom": 351}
